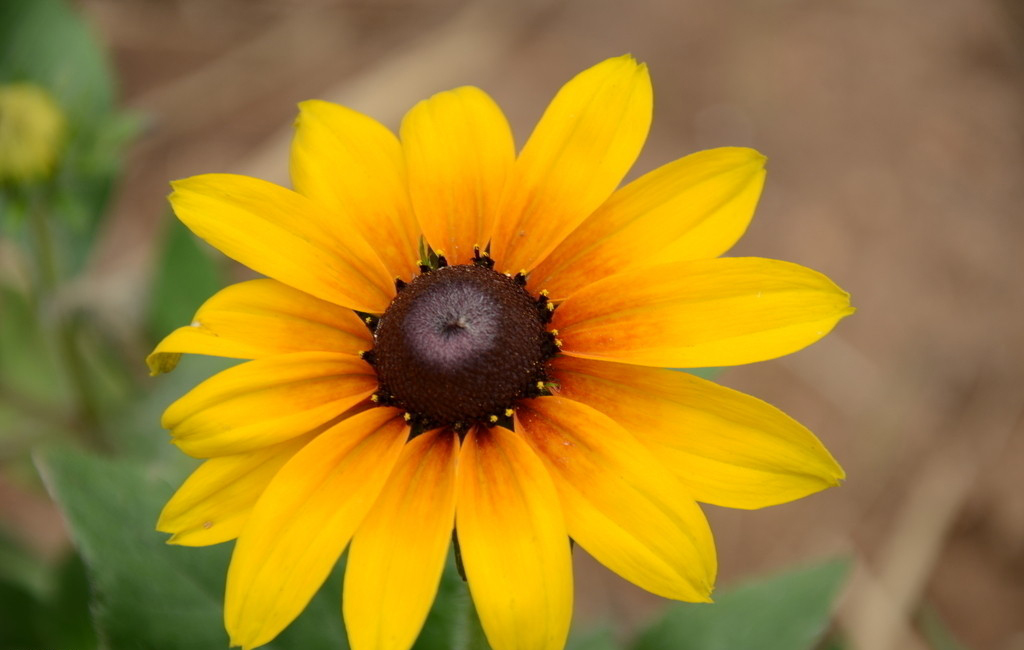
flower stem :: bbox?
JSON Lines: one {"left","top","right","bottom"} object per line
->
{"left": 26, "top": 189, "right": 58, "bottom": 292}
{"left": 56, "top": 314, "right": 107, "bottom": 449}
{"left": 0, "top": 378, "right": 73, "bottom": 430}
{"left": 27, "top": 191, "right": 108, "bottom": 451}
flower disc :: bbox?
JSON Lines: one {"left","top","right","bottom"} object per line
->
{"left": 373, "top": 265, "right": 549, "bottom": 428}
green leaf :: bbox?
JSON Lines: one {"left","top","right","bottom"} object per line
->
{"left": 35, "top": 445, "right": 349, "bottom": 650}
{"left": 0, "top": 0, "right": 114, "bottom": 123}
{"left": 146, "top": 217, "right": 224, "bottom": 344}
{"left": 411, "top": 554, "right": 476, "bottom": 650}
{"left": 568, "top": 627, "right": 620, "bottom": 650}
{"left": 633, "top": 558, "right": 850, "bottom": 650}
{"left": 0, "top": 576, "right": 40, "bottom": 649}
{"left": 32, "top": 552, "right": 100, "bottom": 650}
{"left": 0, "top": 533, "right": 98, "bottom": 650}
{"left": 36, "top": 447, "right": 231, "bottom": 649}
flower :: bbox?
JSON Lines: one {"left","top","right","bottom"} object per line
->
{"left": 0, "top": 82, "right": 66, "bottom": 182}
{"left": 149, "top": 55, "right": 853, "bottom": 650}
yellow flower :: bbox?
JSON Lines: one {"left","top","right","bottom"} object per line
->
{"left": 0, "top": 83, "right": 65, "bottom": 182}
{"left": 150, "top": 55, "right": 852, "bottom": 650}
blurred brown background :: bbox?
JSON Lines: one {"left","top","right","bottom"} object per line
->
{"left": 18, "top": 0, "right": 1024, "bottom": 648}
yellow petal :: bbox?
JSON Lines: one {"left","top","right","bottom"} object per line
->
{"left": 401, "top": 87, "right": 514, "bottom": 266}
{"left": 553, "top": 257, "right": 854, "bottom": 368}
{"left": 489, "top": 55, "right": 653, "bottom": 273}
{"left": 550, "top": 357, "right": 844, "bottom": 509}
{"left": 516, "top": 397, "right": 716, "bottom": 602}
{"left": 162, "top": 352, "right": 376, "bottom": 458}
{"left": 456, "top": 427, "right": 573, "bottom": 650}
{"left": 157, "top": 433, "right": 315, "bottom": 546}
{"left": 170, "top": 174, "right": 395, "bottom": 313}
{"left": 344, "top": 429, "right": 459, "bottom": 650}
{"left": 146, "top": 279, "right": 372, "bottom": 375}
{"left": 291, "top": 100, "right": 420, "bottom": 281}
{"left": 225, "top": 408, "right": 408, "bottom": 650}
{"left": 530, "top": 147, "right": 766, "bottom": 299}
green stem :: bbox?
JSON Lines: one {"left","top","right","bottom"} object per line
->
{"left": 27, "top": 191, "right": 108, "bottom": 451}
{"left": 26, "top": 189, "right": 58, "bottom": 292}
{"left": 0, "top": 379, "right": 73, "bottom": 430}
{"left": 56, "top": 315, "right": 107, "bottom": 449}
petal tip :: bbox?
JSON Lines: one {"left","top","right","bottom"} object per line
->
{"left": 164, "top": 534, "right": 185, "bottom": 546}
{"left": 227, "top": 625, "right": 261, "bottom": 650}
{"left": 830, "top": 460, "right": 847, "bottom": 484}
{"left": 146, "top": 351, "right": 180, "bottom": 376}
{"left": 604, "top": 52, "right": 633, "bottom": 63}
{"left": 168, "top": 174, "right": 212, "bottom": 195}
{"left": 747, "top": 149, "right": 768, "bottom": 169}
{"left": 591, "top": 53, "right": 647, "bottom": 79}
{"left": 296, "top": 98, "right": 328, "bottom": 114}
{"left": 804, "top": 455, "right": 846, "bottom": 494}
{"left": 611, "top": 52, "right": 642, "bottom": 67}
{"left": 683, "top": 580, "right": 716, "bottom": 604}
{"left": 830, "top": 303, "right": 856, "bottom": 330}
{"left": 719, "top": 146, "right": 768, "bottom": 176}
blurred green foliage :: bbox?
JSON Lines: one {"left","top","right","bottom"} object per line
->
{"left": 147, "top": 220, "right": 226, "bottom": 344}
{"left": 0, "top": 533, "right": 97, "bottom": 650}
{"left": 0, "top": 0, "right": 139, "bottom": 269}
{"left": 634, "top": 559, "right": 848, "bottom": 650}
{"left": 37, "top": 443, "right": 348, "bottom": 650}
{"left": 0, "top": 0, "right": 114, "bottom": 121}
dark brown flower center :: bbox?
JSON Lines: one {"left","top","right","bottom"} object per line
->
{"left": 370, "top": 264, "right": 555, "bottom": 431}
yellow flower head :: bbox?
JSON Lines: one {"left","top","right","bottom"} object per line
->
{"left": 0, "top": 82, "right": 66, "bottom": 182}
{"left": 150, "top": 55, "right": 853, "bottom": 650}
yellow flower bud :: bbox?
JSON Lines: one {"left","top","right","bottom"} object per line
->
{"left": 0, "top": 83, "right": 66, "bottom": 182}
